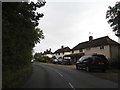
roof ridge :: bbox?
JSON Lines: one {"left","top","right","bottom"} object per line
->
{"left": 72, "top": 36, "right": 109, "bottom": 49}
{"left": 106, "top": 37, "right": 120, "bottom": 45}
{"left": 72, "top": 36, "right": 119, "bottom": 50}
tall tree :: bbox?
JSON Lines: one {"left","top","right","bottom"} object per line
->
{"left": 3, "top": 1, "right": 46, "bottom": 66}
{"left": 106, "top": 1, "right": 120, "bottom": 37}
{"left": 2, "top": 1, "right": 46, "bottom": 88}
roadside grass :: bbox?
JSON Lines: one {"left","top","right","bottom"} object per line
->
{"left": 34, "top": 60, "right": 41, "bottom": 63}
{"left": 107, "top": 68, "right": 120, "bottom": 73}
{"left": 2, "top": 64, "right": 32, "bottom": 88}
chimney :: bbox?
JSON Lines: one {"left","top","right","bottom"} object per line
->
{"left": 49, "top": 48, "right": 51, "bottom": 52}
{"left": 61, "top": 45, "right": 64, "bottom": 49}
{"left": 89, "top": 36, "right": 93, "bottom": 41}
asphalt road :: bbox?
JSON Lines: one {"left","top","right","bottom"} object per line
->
{"left": 21, "top": 63, "right": 118, "bottom": 88}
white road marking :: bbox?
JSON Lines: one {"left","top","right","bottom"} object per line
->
{"left": 57, "top": 72, "right": 63, "bottom": 77}
{"left": 69, "top": 82, "right": 75, "bottom": 90}
{"left": 54, "top": 70, "right": 63, "bottom": 77}
{"left": 54, "top": 70, "right": 75, "bottom": 89}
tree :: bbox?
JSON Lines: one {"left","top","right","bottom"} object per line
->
{"left": 106, "top": 1, "right": 120, "bottom": 37}
{"left": 2, "top": 1, "right": 46, "bottom": 88}
{"left": 3, "top": 1, "right": 45, "bottom": 69}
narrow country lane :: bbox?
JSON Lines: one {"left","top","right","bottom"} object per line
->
{"left": 21, "top": 63, "right": 118, "bottom": 88}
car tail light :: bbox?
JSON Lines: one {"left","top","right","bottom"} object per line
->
{"left": 98, "top": 62, "right": 104, "bottom": 64}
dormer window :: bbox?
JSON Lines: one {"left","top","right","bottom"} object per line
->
{"left": 100, "top": 46, "right": 104, "bottom": 49}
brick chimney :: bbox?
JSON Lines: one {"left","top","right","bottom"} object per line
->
{"left": 89, "top": 36, "right": 93, "bottom": 41}
{"left": 61, "top": 45, "right": 64, "bottom": 49}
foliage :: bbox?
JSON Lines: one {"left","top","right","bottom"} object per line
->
{"left": 108, "top": 56, "right": 120, "bottom": 69}
{"left": 2, "top": 1, "right": 46, "bottom": 88}
{"left": 34, "top": 52, "right": 43, "bottom": 59}
{"left": 34, "top": 53, "right": 50, "bottom": 62}
{"left": 52, "top": 56, "right": 56, "bottom": 59}
{"left": 34, "top": 52, "right": 55, "bottom": 62}
{"left": 106, "top": 1, "right": 120, "bottom": 37}
{"left": 39, "top": 55, "right": 50, "bottom": 62}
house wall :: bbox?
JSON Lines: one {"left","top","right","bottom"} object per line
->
{"left": 73, "top": 50, "right": 79, "bottom": 54}
{"left": 54, "top": 53, "right": 63, "bottom": 59}
{"left": 64, "top": 52, "right": 71, "bottom": 55}
{"left": 110, "top": 45, "right": 120, "bottom": 58}
{"left": 83, "top": 45, "right": 110, "bottom": 59}
{"left": 72, "top": 45, "right": 111, "bottom": 59}
{"left": 54, "top": 51, "right": 71, "bottom": 59}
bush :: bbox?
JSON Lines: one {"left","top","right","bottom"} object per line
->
{"left": 2, "top": 64, "right": 32, "bottom": 88}
{"left": 109, "top": 56, "right": 120, "bottom": 69}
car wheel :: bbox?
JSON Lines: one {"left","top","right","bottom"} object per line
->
{"left": 86, "top": 66, "right": 91, "bottom": 72}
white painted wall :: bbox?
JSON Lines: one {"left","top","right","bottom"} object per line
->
{"left": 84, "top": 45, "right": 110, "bottom": 59}
{"left": 72, "top": 45, "right": 111, "bottom": 59}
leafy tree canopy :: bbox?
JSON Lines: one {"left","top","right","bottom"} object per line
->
{"left": 106, "top": 1, "right": 120, "bottom": 37}
{"left": 2, "top": 1, "right": 46, "bottom": 69}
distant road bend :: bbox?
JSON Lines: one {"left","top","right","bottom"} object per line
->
{"left": 22, "top": 63, "right": 118, "bottom": 88}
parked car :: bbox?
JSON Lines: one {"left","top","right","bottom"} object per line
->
{"left": 39, "top": 60, "right": 47, "bottom": 63}
{"left": 52, "top": 59, "right": 58, "bottom": 64}
{"left": 76, "top": 54, "right": 109, "bottom": 72}
{"left": 57, "top": 58, "right": 63, "bottom": 64}
{"left": 31, "top": 59, "right": 35, "bottom": 63}
{"left": 62, "top": 59, "right": 71, "bottom": 65}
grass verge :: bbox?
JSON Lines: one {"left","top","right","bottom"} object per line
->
{"left": 2, "top": 64, "right": 32, "bottom": 88}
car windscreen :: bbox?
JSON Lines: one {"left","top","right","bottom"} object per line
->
{"left": 79, "top": 56, "right": 89, "bottom": 62}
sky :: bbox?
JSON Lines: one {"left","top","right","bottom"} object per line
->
{"left": 31, "top": 0, "right": 119, "bottom": 53}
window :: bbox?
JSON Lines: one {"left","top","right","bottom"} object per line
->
{"left": 86, "top": 48, "right": 91, "bottom": 51}
{"left": 100, "top": 46, "right": 104, "bottom": 49}
{"left": 79, "top": 49, "right": 83, "bottom": 52}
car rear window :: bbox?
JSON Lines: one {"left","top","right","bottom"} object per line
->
{"left": 93, "top": 55, "right": 108, "bottom": 62}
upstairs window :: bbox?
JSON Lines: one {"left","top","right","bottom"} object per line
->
{"left": 100, "top": 46, "right": 104, "bottom": 49}
{"left": 58, "top": 53, "right": 60, "bottom": 55}
{"left": 72, "top": 50, "right": 74, "bottom": 53}
{"left": 86, "top": 48, "right": 91, "bottom": 51}
{"left": 79, "top": 49, "right": 83, "bottom": 52}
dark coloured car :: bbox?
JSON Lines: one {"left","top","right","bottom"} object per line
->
{"left": 52, "top": 59, "right": 58, "bottom": 64}
{"left": 57, "top": 58, "right": 63, "bottom": 64}
{"left": 76, "top": 54, "right": 109, "bottom": 72}
{"left": 62, "top": 59, "right": 71, "bottom": 65}
{"left": 31, "top": 59, "right": 35, "bottom": 63}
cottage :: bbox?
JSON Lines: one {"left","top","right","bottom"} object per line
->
{"left": 43, "top": 48, "right": 53, "bottom": 58}
{"left": 71, "top": 36, "right": 120, "bottom": 62}
{"left": 53, "top": 46, "right": 71, "bottom": 59}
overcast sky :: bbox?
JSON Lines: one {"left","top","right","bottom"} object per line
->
{"left": 31, "top": 0, "right": 119, "bottom": 53}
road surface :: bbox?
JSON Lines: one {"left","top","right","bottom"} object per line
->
{"left": 22, "top": 63, "right": 118, "bottom": 88}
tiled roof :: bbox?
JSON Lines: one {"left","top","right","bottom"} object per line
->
{"left": 72, "top": 36, "right": 120, "bottom": 50}
{"left": 54, "top": 47, "right": 71, "bottom": 54}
